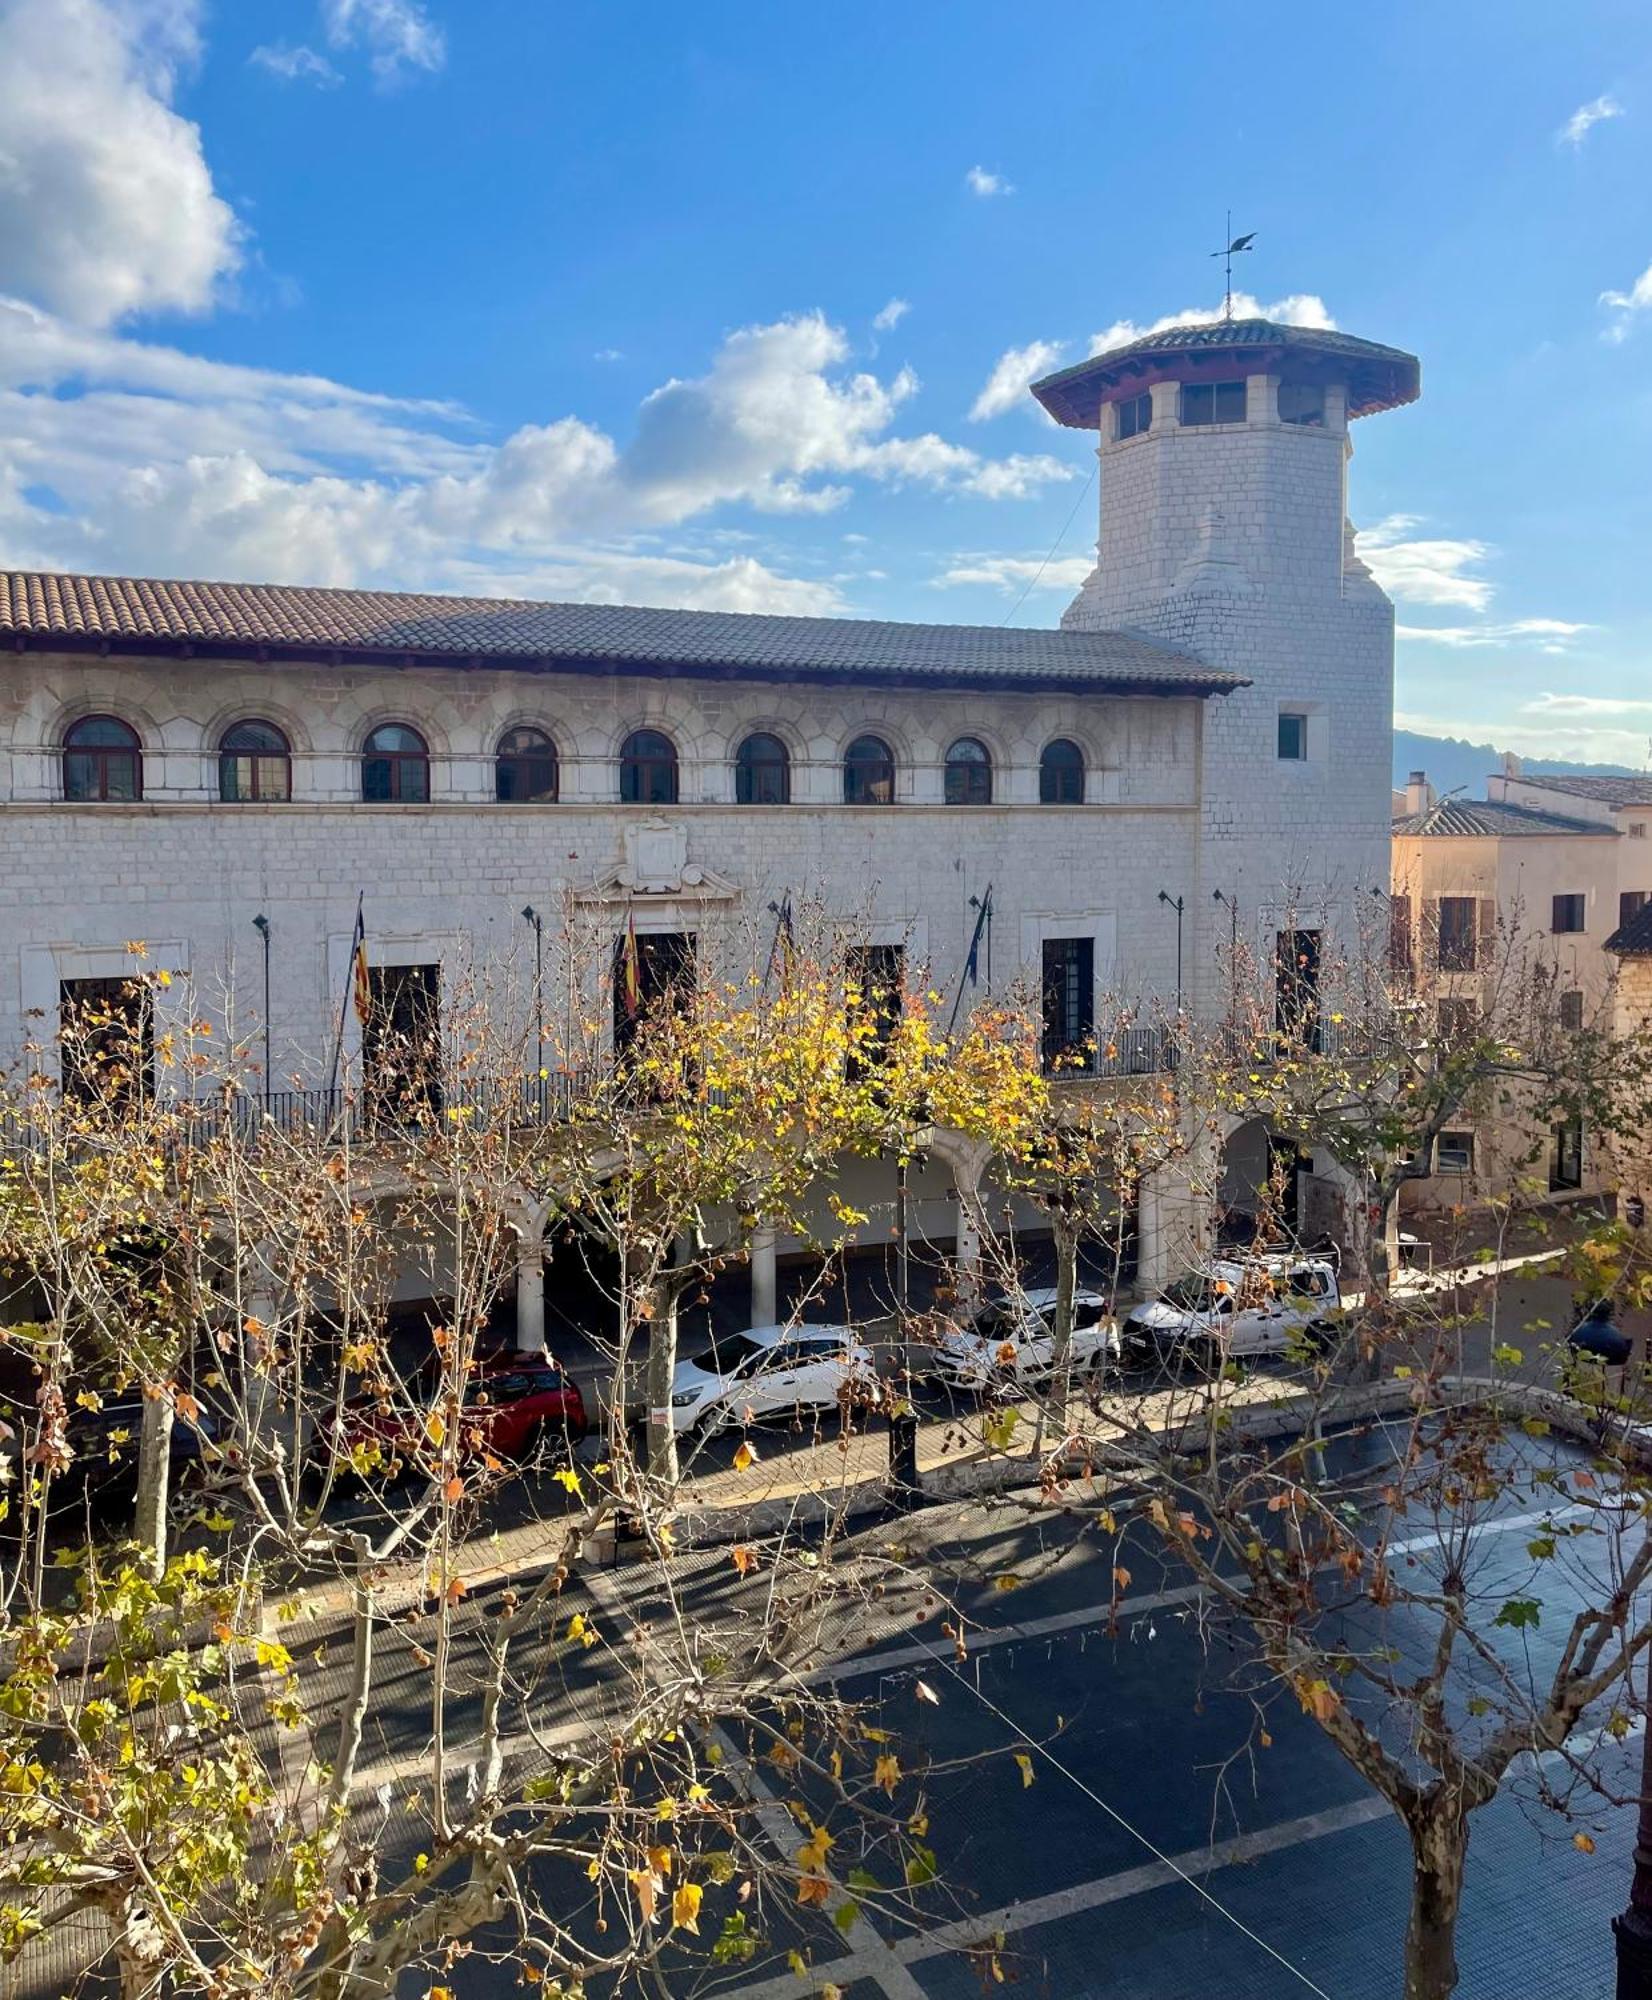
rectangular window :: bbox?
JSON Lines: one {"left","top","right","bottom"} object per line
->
{"left": 1277, "top": 712, "right": 1308, "bottom": 761}
{"left": 60, "top": 976, "right": 153, "bottom": 1110}
{"left": 1632, "top": 824, "right": 1648, "bottom": 840}
{"left": 1437, "top": 897, "right": 1478, "bottom": 971}
{"left": 1275, "top": 929, "right": 1321, "bottom": 1049}
{"left": 1115, "top": 392, "right": 1152, "bottom": 441}
{"left": 847, "top": 943, "right": 905, "bottom": 1072}
{"left": 1180, "top": 380, "right": 1246, "bottom": 427}
{"left": 1436, "top": 1130, "right": 1475, "bottom": 1174}
{"left": 1041, "top": 937, "right": 1096, "bottom": 1073}
{"left": 1552, "top": 893, "right": 1586, "bottom": 935}
{"left": 1278, "top": 382, "right": 1325, "bottom": 427}
{"left": 1436, "top": 997, "right": 1477, "bottom": 1042}
{"left": 1560, "top": 988, "right": 1584, "bottom": 1033}
{"left": 1388, "top": 893, "right": 1413, "bottom": 976}
{"left": 1549, "top": 1117, "right": 1583, "bottom": 1193}
{"left": 613, "top": 930, "right": 695, "bottom": 1057}
{"left": 1620, "top": 890, "right": 1649, "bottom": 928}
{"left": 364, "top": 963, "right": 442, "bottom": 1117}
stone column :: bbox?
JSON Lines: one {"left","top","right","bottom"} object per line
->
{"left": 750, "top": 1222, "right": 778, "bottom": 1326}
{"left": 515, "top": 1231, "right": 546, "bottom": 1354}
{"left": 1136, "top": 1127, "right": 1216, "bottom": 1295}
{"left": 952, "top": 1179, "right": 984, "bottom": 1311}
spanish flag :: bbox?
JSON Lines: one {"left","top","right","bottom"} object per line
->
{"left": 350, "top": 906, "right": 372, "bottom": 1026}
{"left": 621, "top": 910, "right": 641, "bottom": 1020}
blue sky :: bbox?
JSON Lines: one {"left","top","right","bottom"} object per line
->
{"left": 2, "top": 0, "right": 1650, "bottom": 761}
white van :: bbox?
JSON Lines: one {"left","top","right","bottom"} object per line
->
{"left": 1121, "top": 1255, "right": 1342, "bottom": 1366}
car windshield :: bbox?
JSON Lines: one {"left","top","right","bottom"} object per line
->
{"left": 1161, "top": 1275, "right": 1217, "bottom": 1313}
{"left": 971, "top": 1303, "right": 1024, "bottom": 1342}
{"left": 696, "top": 1333, "right": 775, "bottom": 1377}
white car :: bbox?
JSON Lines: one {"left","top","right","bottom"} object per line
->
{"left": 920, "top": 1288, "right": 1120, "bottom": 1392}
{"left": 667, "top": 1324, "right": 876, "bottom": 1436}
{"left": 1121, "top": 1255, "right": 1341, "bottom": 1365}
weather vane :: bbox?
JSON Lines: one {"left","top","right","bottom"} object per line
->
{"left": 1209, "top": 212, "right": 1255, "bottom": 320}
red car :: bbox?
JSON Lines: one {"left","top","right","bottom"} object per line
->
{"left": 332, "top": 1354, "right": 588, "bottom": 1477}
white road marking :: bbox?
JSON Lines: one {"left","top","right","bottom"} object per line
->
{"left": 819, "top": 1501, "right": 1588, "bottom": 1685}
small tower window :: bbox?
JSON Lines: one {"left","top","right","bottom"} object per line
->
{"left": 1115, "top": 392, "right": 1152, "bottom": 441}
{"left": 1180, "top": 380, "right": 1246, "bottom": 427}
{"left": 1279, "top": 383, "right": 1325, "bottom": 427}
{"left": 1277, "top": 713, "right": 1308, "bottom": 761}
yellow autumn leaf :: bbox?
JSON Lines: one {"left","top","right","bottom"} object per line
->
{"left": 1013, "top": 1752, "right": 1035, "bottom": 1789}
{"left": 732, "top": 1439, "right": 758, "bottom": 1472}
{"left": 671, "top": 1881, "right": 703, "bottom": 1932}
{"left": 874, "top": 1753, "right": 901, "bottom": 1796}
{"left": 424, "top": 1410, "right": 446, "bottom": 1446}
{"left": 1575, "top": 1832, "right": 1596, "bottom": 1854}
{"left": 566, "top": 1612, "right": 597, "bottom": 1648}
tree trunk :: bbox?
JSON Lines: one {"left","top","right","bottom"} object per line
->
{"left": 134, "top": 1390, "right": 174, "bottom": 1576}
{"left": 1036, "top": 1217, "right": 1079, "bottom": 1457}
{"left": 644, "top": 1285, "right": 681, "bottom": 1487}
{"left": 1404, "top": 1808, "right": 1468, "bottom": 2000}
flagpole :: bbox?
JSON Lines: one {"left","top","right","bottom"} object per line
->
{"left": 328, "top": 891, "right": 364, "bottom": 1097}
{"left": 947, "top": 883, "right": 993, "bottom": 1037}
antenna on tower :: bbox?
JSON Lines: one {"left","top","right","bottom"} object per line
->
{"left": 1209, "top": 212, "right": 1256, "bottom": 320}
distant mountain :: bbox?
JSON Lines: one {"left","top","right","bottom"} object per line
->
{"left": 1393, "top": 729, "right": 1639, "bottom": 799}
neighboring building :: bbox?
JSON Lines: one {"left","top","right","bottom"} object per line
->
{"left": 1605, "top": 899, "right": 1652, "bottom": 1226}
{"left": 0, "top": 314, "right": 1420, "bottom": 1319}
{"left": 1391, "top": 765, "right": 1641, "bottom": 1212}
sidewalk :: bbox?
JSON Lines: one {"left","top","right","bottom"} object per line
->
{"left": 267, "top": 1243, "right": 1574, "bottom": 1630}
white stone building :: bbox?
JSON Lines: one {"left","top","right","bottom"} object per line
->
{"left": 0, "top": 316, "right": 1420, "bottom": 1326}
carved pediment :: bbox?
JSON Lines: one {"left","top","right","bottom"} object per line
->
{"left": 577, "top": 818, "right": 740, "bottom": 903}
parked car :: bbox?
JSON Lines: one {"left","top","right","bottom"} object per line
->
{"left": 917, "top": 1288, "right": 1119, "bottom": 1391}
{"left": 330, "top": 1353, "right": 588, "bottom": 1476}
{"left": 1121, "top": 1254, "right": 1342, "bottom": 1366}
{"left": 667, "top": 1324, "right": 875, "bottom": 1436}
{"left": 0, "top": 1394, "right": 219, "bottom": 1516}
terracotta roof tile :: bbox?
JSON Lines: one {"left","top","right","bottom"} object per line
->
{"left": 0, "top": 568, "right": 1244, "bottom": 698}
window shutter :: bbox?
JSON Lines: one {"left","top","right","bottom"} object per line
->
{"left": 1425, "top": 896, "right": 1441, "bottom": 970}
{"left": 1477, "top": 899, "right": 1497, "bottom": 971}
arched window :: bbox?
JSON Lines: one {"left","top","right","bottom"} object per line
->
{"left": 1039, "top": 738, "right": 1086, "bottom": 805}
{"left": 735, "top": 732, "right": 790, "bottom": 805}
{"left": 619, "top": 728, "right": 678, "bottom": 806}
{"left": 944, "top": 737, "right": 993, "bottom": 806}
{"left": 362, "top": 723, "right": 430, "bottom": 803}
{"left": 495, "top": 726, "right": 558, "bottom": 803}
{"left": 218, "top": 719, "right": 291, "bottom": 802}
{"left": 843, "top": 734, "right": 895, "bottom": 806}
{"left": 63, "top": 715, "right": 142, "bottom": 802}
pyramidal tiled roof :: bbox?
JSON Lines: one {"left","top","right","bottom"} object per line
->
{"left": 0, "top": 569, "right": 1244, "bottom": 698}
{"left": 1392, "top": 796, "right": 1614, "bottom": 838}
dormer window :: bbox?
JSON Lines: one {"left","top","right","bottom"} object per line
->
{"left": 1115, "top": 392, "right": 1152, "bottom": 441}
{"left": 1279, "top": 383, "right": 1325, "bottom": 427}
{"left": 1180, "top": 380, "right": 1246, "bottom": 427}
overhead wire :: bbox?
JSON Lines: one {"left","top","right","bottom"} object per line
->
{"left": 914, "top": 1637, "right": 1337, "bottom": 1998}
{"left": 998, "top": 462, "right": 1097, "bottom": 628}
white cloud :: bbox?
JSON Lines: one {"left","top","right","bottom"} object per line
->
{"left": 249, "top": 42, "right": 342, "bottom": 86}
{"left": 1558, "top": 93, "right": 1623, "bottom": 148}
{"left": 965, "top": 165, "right": 1012, "bottom": 198}
{"left": 872, "top": 298, "right": 910, "bottom": 333}
{"left": 321, "top": 0, "right": 445, "bottom": 82}
{"left": 0, "top": 0, "right": 240, "bottom": 327}
{"left": 1522, "top": 691, "right": 1652, "bottom": 716}
{"left": 592, "top": 347, "right": 624, "bottom": 363}
{"left": 969, "top": 338, "right": 1067, "bottom": 422}
{"left": 1600, "top": 258, "right": 1652, "bottom": 342}
{"left": 1396, "top": 617, "right": 1591, "bottom": 652}
{"left": 933, "top": 552, "right": 1092, "bottom": 594}
{"left": 1398, "top": 706, "right": 1652, "bottom": 769}
{"left": 1356, "top": 514, "right": 1493, "bottom": 610}
{"left": 0, "top": 305, "right": 1074, "bottom": 601}
{"left": 1089, "top": 292, "right": 1335, "bottom": 355}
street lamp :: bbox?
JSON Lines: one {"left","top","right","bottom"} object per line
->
{"left": 521, "top": 905, "right": 544, "bottom": 1110}
{"left": 251, "top": 915, "right": 271, "bottom": 1110}
{"left": 1158, "top": 890, "right": 1185, "bottom": 1012}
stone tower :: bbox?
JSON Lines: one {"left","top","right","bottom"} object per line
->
{"left": 1032, "top": 319, "right": 1420, "bottom": 1017}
